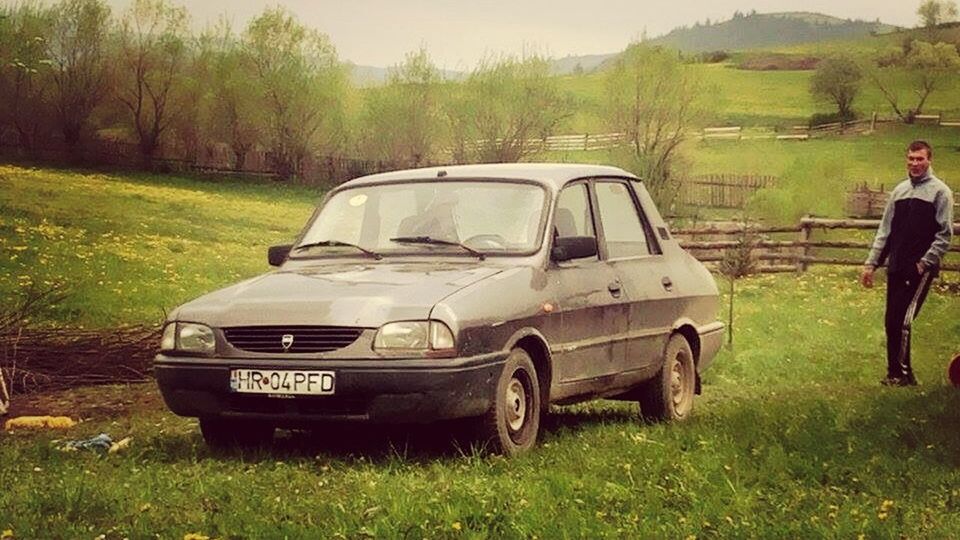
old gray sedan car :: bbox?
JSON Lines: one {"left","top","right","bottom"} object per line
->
{"left": 155, "top": 163, "right": 723, "bottom": 454}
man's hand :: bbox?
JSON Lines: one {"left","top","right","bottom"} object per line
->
{"left": 860, "top": 265, "right": 875, "bottom": 288}
{"left": 916, "top": 261, "right": 926, "bottom": 275}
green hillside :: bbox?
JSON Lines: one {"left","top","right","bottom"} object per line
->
{"left": 648, "top": 11, "right": 898, "bottom": 53}
{"left": 555, "top": 57, "right": 960, "bottom": 131}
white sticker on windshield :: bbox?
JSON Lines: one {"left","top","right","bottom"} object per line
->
{"left": 349, "top": 194, "right": 367, "bottom": 207}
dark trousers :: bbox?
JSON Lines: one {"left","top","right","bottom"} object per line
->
{"left": 885, "top": 271, "right": 933, "bottom": 378}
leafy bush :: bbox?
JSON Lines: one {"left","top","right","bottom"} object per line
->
{"left": 698, "top": 50, "right": 731, "bottom": 64}
{"left": 808, "top": 110, "right": 859, "bottom": 127}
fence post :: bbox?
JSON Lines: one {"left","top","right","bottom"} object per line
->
{"left": 871, "top": 112, "right": 877, "bottom": 131}
{"left": 797, "top": 215, "right": 812, "bottom": 273}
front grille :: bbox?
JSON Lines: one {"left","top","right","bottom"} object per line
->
{"left": 223, "top": 326, "right": 363, "bottom": 354}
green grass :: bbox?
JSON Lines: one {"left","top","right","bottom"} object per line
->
{"left": 545, "top": 125, "right": 960, "bottom": 215}
{"left": 687, "top": 125, "right": 960, "bottom": 185}
{"left": 555, "top": 59, "right": 960, "bottom": 131}
{"left": 2, "top": 268, "right": 959, "bottom": 538}
{"left": 5, "top": 129, "right": 948, "bottom": 329}
{"left": 0, "top": 165, "right": 318, "bottom": 327}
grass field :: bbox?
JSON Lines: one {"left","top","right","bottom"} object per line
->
{"left": 2, "top": 267, "right": 959, "bottom": 538}
{"left": 556, "top": 58, "right": 960, "bottom": 132}
{"left": 0, "top": 166, "right": 317, "bottom": 327}
{"left": 1, "top": 163, "right": 960, "bottom": 538}
{"left": 3, "top": 126, "right": 958, "bottom": 330}
{"left": 547, "top": 124, "right": 960, "bottom": 211}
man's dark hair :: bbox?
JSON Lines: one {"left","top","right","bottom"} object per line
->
{"left": 908, "top": 140, "right": 933, "bottom": 158}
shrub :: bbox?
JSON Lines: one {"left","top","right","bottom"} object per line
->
{"left": 808, "top": 110, "right": 859, "bottom": 127}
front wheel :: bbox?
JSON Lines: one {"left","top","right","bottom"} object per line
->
{"left": 479, "top": 348, "right": 541, "bottom": 456}
{"left": 638, "top": 334, "right": 696, "bottom": 422}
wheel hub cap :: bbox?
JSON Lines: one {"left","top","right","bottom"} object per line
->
{"left": 505, "top": 378, "right": 527, "bottom": 432}
{"left": 671, "top": 358, "right": 684, "bottom": 407}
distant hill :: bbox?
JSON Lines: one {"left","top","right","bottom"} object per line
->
{"left": 647, "top": 11, "right": 900, "bottom": 53}
{"left": 350, "top": 11, "right": 902, "bottom": 81}
{"left": 549, "top": 54, "right": 614, "bottom": 75}
{"left": 349, "top": 64, "right": 465, "bottom": 87}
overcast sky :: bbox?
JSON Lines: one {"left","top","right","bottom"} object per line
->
{"left": 99, "top": 0, "right": 922, "bottom": 68}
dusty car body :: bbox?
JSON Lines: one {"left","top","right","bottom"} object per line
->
{"left": 155, "top": 163, "right": 724, "bottom": 454}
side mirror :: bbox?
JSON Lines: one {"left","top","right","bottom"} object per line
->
{"left": 268, "top": 244, "right": 293, "bottom": 267}
{"left": 551, "top": 236, "right": 598, "bottom": 262}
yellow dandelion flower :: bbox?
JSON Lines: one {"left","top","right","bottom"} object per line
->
{"left": 451, "top": 522, "right": 462, "bottom": 531}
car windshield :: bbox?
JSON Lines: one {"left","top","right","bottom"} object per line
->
{"left": 294, "top": 181, "right": 547, "bottom": 257}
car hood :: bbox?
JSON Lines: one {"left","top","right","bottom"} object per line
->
{"left": 173, "top": 262, "right": 505, "bottom": 328}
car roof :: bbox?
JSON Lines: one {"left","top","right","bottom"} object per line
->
{"left": 338, "top": 163, "right": 640, "bottom": 190}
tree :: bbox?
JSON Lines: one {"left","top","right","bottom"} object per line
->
{"left": 449, "top": 55, "right": 572, "bottom": 163}
{"left": 358, "top": 48, "right": 448, "bottom": 167}
{"left": 718, "top": 228, "right": 757, "bottom": 348}
{"left": 198, "top": 21, "right": 263, "bottom": 171}
{"left": 605, "top": 44, "right": 703, "bottom": 206}
{"left": 116, "top": 0, "right": 189, "bottom": 162}
{"left": 243, "top": 7, "right": 347, "bottom": 180}
{"left": 47, "top": 0, "right": 111, "bottom": 149}
{"left": 917, "top": 0, "right": 959, "bottom": 27}
{"left": 0, "top": 3, "right": 56, "bottom": 153}
{"left": 867, "top": 40, "right": 960, "bottom": 122}
{"left": 166, "top": 33, "right": 209, "bottom": 165}
{"left": 810, "top": 54, "right": 862, "bottom": 120}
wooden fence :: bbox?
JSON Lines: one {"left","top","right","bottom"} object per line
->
{"left": 673, "top": 216, "right": 960, "bottom": 273}
{"left": 0, "top": 137, "right": 399, "bottom": 186}
{"left": 678, "top": 174, "right": 775, "bottom": 209}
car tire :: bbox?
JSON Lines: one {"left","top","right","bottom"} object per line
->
{"left": 638, "top": 334, "right": 696, "bottom": 423}
{"left": 199, "top": 417, "right": 274, "bottom": 450}
{"left": 479, "top": 348, "right": 541, "bottom": 456}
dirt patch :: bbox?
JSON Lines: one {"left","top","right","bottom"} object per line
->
{"left": 4, "top": 381, "right": 164, "bottom": 421}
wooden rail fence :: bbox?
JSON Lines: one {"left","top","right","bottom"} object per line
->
{"left": 678, "top": 174, "right": 775, "bottom": 209}
{"left": 673, "top": 216, "right": 960, "bottom": 273}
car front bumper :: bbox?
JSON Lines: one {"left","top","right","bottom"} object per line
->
{"left": 154, "top": 353, "right": 506, "bottom": 426}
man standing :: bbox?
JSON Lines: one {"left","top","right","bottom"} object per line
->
{"left": 861, "top": 140, "right": 954, "bottom": 386}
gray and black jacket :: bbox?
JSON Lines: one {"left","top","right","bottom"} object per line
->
{"left": 866, "top": 169, "right": 954, "bottom": 274}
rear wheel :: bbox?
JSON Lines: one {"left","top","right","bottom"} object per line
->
{"left": 639, "top": 334, "right": 696, "bottom": 422}
{"left": 479, "top": 348, "right": 541, "bottom": 456}
{"left": 199, "top": 417, "right": 274, "bottom": 450}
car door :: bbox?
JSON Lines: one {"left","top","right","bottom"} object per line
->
{"left": 592, "top": 179, "right": 675, "bottom": 375}
{"left": 551, "top": 182, "right": 628, "bottom": 386}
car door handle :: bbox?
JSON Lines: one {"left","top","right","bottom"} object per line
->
{"left": 607, "top": 280, "right": 622, "bottom": 297}
{"left": 661, "top": 276, "right": 673, "bottom": 291}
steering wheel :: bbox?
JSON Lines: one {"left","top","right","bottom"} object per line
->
{"left": 464, "top": 234, "right": 507, "bottom": 249}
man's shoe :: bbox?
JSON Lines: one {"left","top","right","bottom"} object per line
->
{"left": 880, "top": 375, "right": 918, "bottom": 387}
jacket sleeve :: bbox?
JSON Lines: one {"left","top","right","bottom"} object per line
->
{"left": 920, "top": 186, "right": 955, "bottom": 268}
{"left": 865, "top": 190, "right": 896, "bottom": 267}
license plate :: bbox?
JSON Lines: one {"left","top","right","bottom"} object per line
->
{"left": 229, "top": 369, "right": 335, "bottom": 396}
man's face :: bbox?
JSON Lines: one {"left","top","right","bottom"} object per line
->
{"left": 907, "top": 149, "right": 931, "bottom": 178}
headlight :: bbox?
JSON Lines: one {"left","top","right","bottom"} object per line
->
{"left": 160, "top": 323, "right": 176, "bottom": 351}
{"left": 374, "top": 321, "right": 455, "bottom": 354}
{"left": 160, "top": 322, "right": 216, "bottom": 354}
{"left": 178, "top": 323, "right": 216, "bottom": 353}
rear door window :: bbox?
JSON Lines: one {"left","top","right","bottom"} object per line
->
{"left": 594, "top": 181, "right": 657, "bottom": 259}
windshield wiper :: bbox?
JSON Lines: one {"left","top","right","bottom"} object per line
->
{"left": 294, "top": 240, "right": 382, "bottom": 260}
{"left": 389, "top": 236, "right": 486, "bottom": 261}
